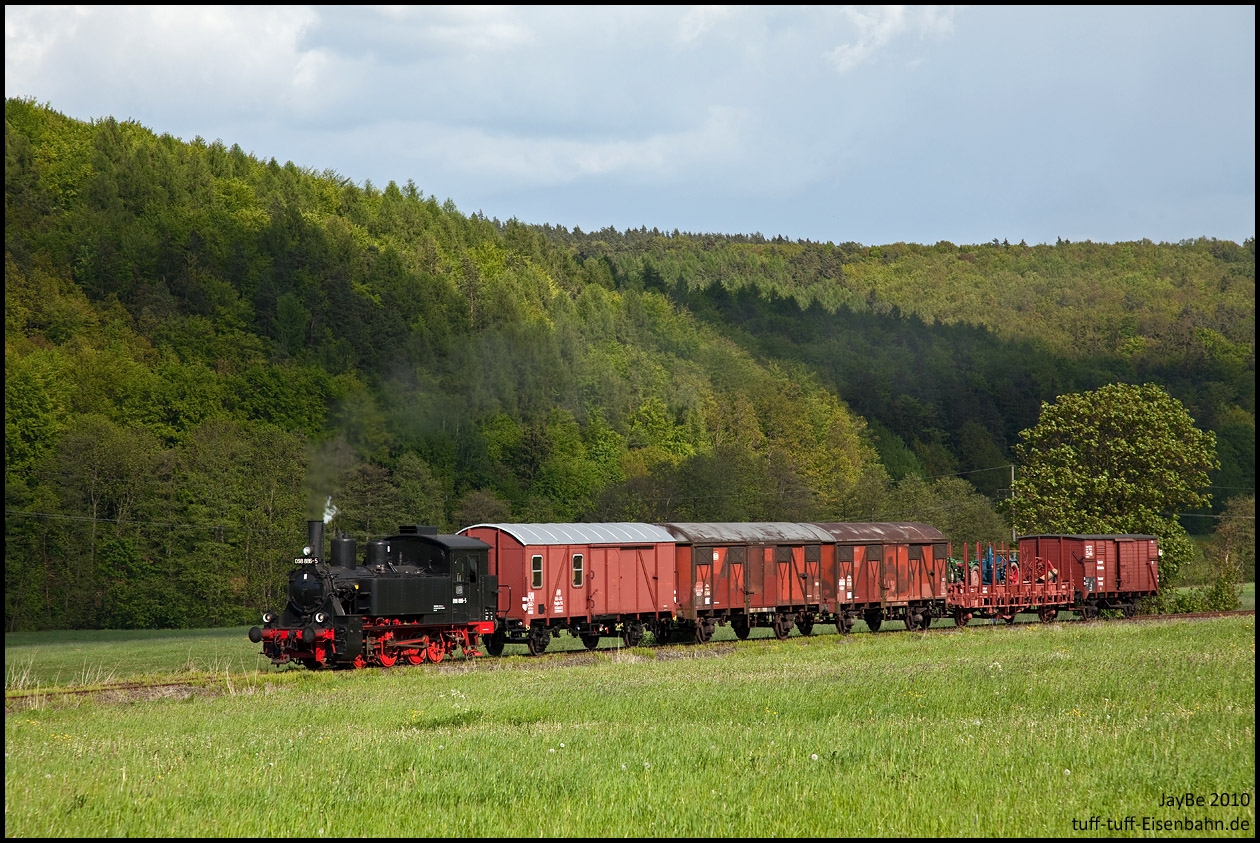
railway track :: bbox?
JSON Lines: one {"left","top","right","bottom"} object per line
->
{"left": 7, "top": 610, "right": 1252, "bottom": 709}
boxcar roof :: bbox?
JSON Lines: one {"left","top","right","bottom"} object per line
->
{"left": 1018, "top": 534, "right": 1158, "bottom": 541}
{"left": 810, "top": 522, "right": 947, "bottom": 542}
{"left": 659, "top": 522, "right": 836, "bottom": 544}
{"left": 461, "top": 522, "right": 676, "bottom": 546}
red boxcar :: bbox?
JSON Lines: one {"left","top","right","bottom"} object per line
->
{"left": 459, "top": 522, "right": 677, "bottom": 655}
{"left": 1018, "top": 534, "right": 1160, "bottom": 619}
{"left": 810, "top": 522, "right": 949, "bottom": 631}
{"left": 659, "top": 522, "right": 838, "bottom": 642}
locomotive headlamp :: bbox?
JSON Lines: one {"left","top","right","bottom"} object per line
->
{"left": 303, "top": 545, "right": 314, "bottom": 557}
{"left": 315, "top": 612, "right": 327, "bottom": 624}
{"left": 262, "top": 611, "right": 276, "bottom": 624}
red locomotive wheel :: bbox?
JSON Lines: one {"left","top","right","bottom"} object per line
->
{"left": 426, "top": 636, "right": 448, "bottom": 663}
{"left": 377, "top": 648, "right": 398, "bottom": 667}
{"left": 404, "top": 648, "right": 426, "bottom": 666}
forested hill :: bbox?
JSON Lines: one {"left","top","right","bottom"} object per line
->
{"left": 542, "top": 228, "right": 1255, "bottom": 503}
{"left": 4, "top": 98, "right": 1254, "bottom": 631}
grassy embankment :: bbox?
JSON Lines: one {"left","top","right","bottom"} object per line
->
{"left": 5, "top": 616, "right": 1254, "bottom": 837}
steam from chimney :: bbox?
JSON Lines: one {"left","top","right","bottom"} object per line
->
{"left": 324, "top": 496, "right": 338, "bottom": 524}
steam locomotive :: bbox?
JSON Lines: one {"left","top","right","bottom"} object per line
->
{"left": 248, "top": 520, "right": 498, "bottom": 668}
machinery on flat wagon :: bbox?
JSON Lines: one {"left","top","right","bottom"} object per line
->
{"left": 946, "top": 541, "right": 1072, "bottom": 626}
{"left": 249, "top": 520, "right": 498, "bottom": 668}
{"left": 249, "top": 520, "right": 1160, "bottom": 668}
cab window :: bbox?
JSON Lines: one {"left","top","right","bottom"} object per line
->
{"left": 531, "top": 555, "right": 543, "bottom": 589}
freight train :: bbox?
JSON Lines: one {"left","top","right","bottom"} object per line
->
{"left": 249, "top": 520, "right": 1160, "bottom": 668}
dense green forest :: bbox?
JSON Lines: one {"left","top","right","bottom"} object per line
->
{"left": 5, "top": 99, "right": 1254, "bottom": 630}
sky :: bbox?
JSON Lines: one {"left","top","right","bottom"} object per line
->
{"left": 5, "top": 5, "right": 1255, "bottom": 247}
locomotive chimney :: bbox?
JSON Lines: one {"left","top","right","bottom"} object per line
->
{"left": 306, "top": 520, "right": 324, "bottom": 560}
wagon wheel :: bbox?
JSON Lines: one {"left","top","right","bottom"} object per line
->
{"left": 621, "top": 623, "right": 644, "bottom": 648}
{"left": 796, "top": 616, "right": 815, "bottom": 637}
{"left": 836, "top": 615, "right": 854, "bottom": 636}
{"left": 1001, "top": 612, "right": 1016, "bottom": 625}
{"left": 580, "top": 632, "right": 600, "bottom": 650}
{"left": 652, "top": 621, "right": 672, "bottom": 645}
{"left": 482, "top": 629, "right": 506, "bottom": 657}
{"left": 864, "top": 610, "right": 883, "bottom": 633}
{"left": 773, "top": 614, "right": 793, "bottom": 640}
{"left": 526, "top": 626, "right": 550, "bottom": 656}
{"left": 1122, "top": 604, "right": 1137, "bottom": 619}
{"left": 1038, "top": 607, "right": 1058, "bottom": 624}
{"left": 1080, "top": 605, "right": 1099, "bottom": 621}
{"left": 731, "top": 616, "right": 751, "bottom": 640}
{"left": 693, "top": 618, "right": 713, "bottom": 644}
{"left": 426, "top": 635, "right": 449, "bottom": 663}
{"left": 953, "top": 609, "right": 970, "bottom": 628}
{"left": 917, "top": 610, "right": 933, "bottom": 631}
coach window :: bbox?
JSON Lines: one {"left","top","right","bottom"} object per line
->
{"left": 531, "top": 555, "right": 544, "bottom": 589}
{"left": 837, "top": 546, "right": 855, "bottom": 563}
{"left": 572, "top": 554, "right": 584, "bottom": 587}
{"left": 909, "top": 545, "right": 924, "bottom": 562}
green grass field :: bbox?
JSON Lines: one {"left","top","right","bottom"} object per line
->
{"left": 5, "top": 616, "right": 1254, "bottom": 837}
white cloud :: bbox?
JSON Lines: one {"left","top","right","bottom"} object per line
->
{"left": 826, "top": 5, "right": 960, "bottom": 73}
{"left": 5, "top": 6, "right": 324, "bottom": 119}
{"left": 678, "top": 6, "right": 737, "bottom": 43}
{"left": 3, "top": 5, "right": 1253, "bottom": 245}
{"left": 357, "top": 104, "right": 751, "bottom": 190}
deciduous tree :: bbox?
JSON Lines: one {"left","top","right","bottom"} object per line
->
{"left": 1005, "top": 382, "right": 1218, "bottom": 582}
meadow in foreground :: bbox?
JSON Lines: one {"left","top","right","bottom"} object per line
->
{"left": 5, "top": 617, "right": 1254, "bottom": 836}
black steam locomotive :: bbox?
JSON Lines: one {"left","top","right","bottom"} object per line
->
{"left": 248, "top": 521, "right": 498, "bottom": 668}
